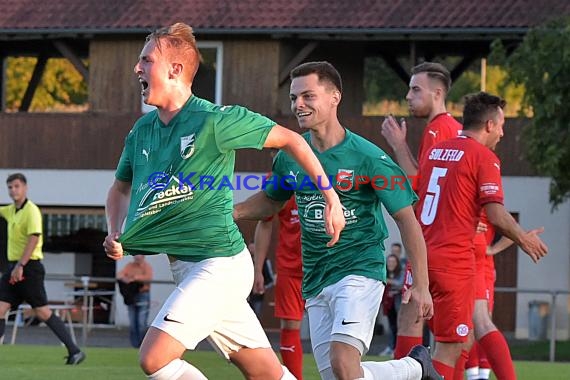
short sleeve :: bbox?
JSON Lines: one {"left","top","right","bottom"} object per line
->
{"left": 262, "top": 173, "right": 276, "bottom": 221}
{"left": 477, "top": 151, "right": 504, "bottom": 206}
{"left": 214, "top": 105, "right": 276, "bottom": 153}
{"left": 0, "top": 205, "right": 10, "bottom": 220}
{"left": 369, "top": 155, "right": 418, "bottom": 215}
{"left": 27, "top": 205, "right": 43, "bottom": 235}
{"left": 115, "top": 144, "right": 133, "bottom": 182}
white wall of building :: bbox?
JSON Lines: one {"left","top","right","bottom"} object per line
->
{"left": 503, "top": 177, "right": 570, "bottom": 339}
{"left": 1, "top": 170, "right": 568, "bottom": 334}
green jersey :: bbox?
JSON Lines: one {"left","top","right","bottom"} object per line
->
{"left": 116, "top": 95, "right": 274, "bottom": 261}
{"left": 265, "top": 129, "right": 417, "bottom": 298}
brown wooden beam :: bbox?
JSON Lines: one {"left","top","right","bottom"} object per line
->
{"left": 19, "top": 53, "right": 48, "bottom": 112}
{"left": 380, "top": 54, "right": 410, "bottom": 85}
{"left": 53, "top": 40, "right": 89, "bottom": 82}
{"left": 450, "top": 55, "right": 477, "bottom": 82}
{"left": 278, "top": 42, "right": 319, "bottom": 86}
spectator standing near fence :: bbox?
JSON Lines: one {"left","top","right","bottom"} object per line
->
{"left": 118, "top": 254, "right": 153, "bottom": 348}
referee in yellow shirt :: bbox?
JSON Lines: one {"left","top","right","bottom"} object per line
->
{"left": 0, "top": 173, "right": 85, "bottom": 365}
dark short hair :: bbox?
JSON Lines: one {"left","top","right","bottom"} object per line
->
{"left": 290, "top": 61, "right": 343, "bottom": 93}
{"left": 462, "top": 92, "right": 507, "bottom": 131}
{"left": 391, "top": 242, "right": 402, "bottom": 249}
{"left": 411, "top": 62, "right": 452, "bottom": 94}
{"left": 7, "top": 173, "right": 27, "bottom": 184}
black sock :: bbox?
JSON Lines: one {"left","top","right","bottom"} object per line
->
{"left": 0, "top": 318, "right": 5, "bottom": 339}
{"left": 44, "top": 313, "right": 80, "bottom": 354}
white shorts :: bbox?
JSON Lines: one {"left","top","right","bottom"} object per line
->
{"left": 151, "top": 248, "right": 271, "bottom": 359}
{"left": 306, "top": 275, "right": 384, "bottom": 371}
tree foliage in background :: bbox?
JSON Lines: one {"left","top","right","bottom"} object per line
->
{"left": 364, "top": 56, "right": 524, "bottom": 117}
{"left": 364, "top": 57, "right": 408, "bottom": 103}
{"left": 5, "top": 57, "right": 88, "bottom": 112}
{"left": 447, "top": 65, "right": 525, "bottom": 116}
{"left": 491, "top": 17, "right": 570, "bottom": 209}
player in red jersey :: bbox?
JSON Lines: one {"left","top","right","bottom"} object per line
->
{"left": 253, "top": 193, "right": 304, "bottom": 379}
{"left": 381, "top": 62, "right": 462, "bottom": 359}
{"left": 464, "top": 212, "right": 494, "bottom": 380}
{"left": 466, "top": 212, "right": 517, "bottom": 380}
{"left": 415, "top": 92, "right": 548, "bottom": 379}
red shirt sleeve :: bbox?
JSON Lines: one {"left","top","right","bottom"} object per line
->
{"left": 477, "top": 150, "right": 504, "bottom": 206}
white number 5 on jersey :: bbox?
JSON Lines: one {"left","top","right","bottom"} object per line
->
{"left": 420, "top": 167, "right": 448, "bottom": 225}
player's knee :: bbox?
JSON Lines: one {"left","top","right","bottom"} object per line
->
{"left": 34, "top": 307, "right": 52, "bottom": 322}
{"left": 329, "top": 339, "right": 363, "bottom": 380}
{"left": 139, "top": 351, "right": 164, "bottom": 375}
{"left": 0, "top": 303, "right": 10, "bottom": 317}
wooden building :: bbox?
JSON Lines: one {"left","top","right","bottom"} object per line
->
{"left": 0, "top": 0, "right": 569, "bottom": 336}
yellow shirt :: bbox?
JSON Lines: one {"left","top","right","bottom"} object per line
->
{"left": 0, "top": 200, "right": 43, "bottom": 261}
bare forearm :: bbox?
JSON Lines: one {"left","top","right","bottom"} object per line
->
{"left": 282, "top": 137, "right": 338, "bottom": 203}
{"left": 391, "top": 143, "right": 419, "bottom": 176}
{"left": 265, "top": 125, "right": 345, "bottom": 245}
{"left": 394, "top": 207, "right": 428, "bottom": 287}
{"left": 265, "top": 126, "right": 339, "bottom": 204}
{"left": 253, "top": 220, "right": 273, "bottom": 273}
{"left": 234, "top": 191, "right": 285, "bottom": 221}
{"left": 485, "top": 203, "right": 526, "bottom": 245}
{"left": 487, "top": 236, "right": 514, "bottom": 256}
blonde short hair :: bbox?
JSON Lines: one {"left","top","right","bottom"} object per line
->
{"left": 146, "top": 22, "right": 201, "bottom": 83}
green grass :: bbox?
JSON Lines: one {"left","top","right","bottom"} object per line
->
{"left": 510, "top": 339, "right": 570, "bottom": 361}
{"left": 1, "top": 345, "right": 570, "bottom": 379}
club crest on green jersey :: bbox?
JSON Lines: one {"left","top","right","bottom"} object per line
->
{"left": 336, "top": 169, "right": 354, "bottom": 191}
{"left": 181, "top": 134, "right": 196, "bottom": 159}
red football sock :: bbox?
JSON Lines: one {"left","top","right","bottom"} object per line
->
{"left": 280, "top": 328, "right": 303, "bottom": 380}
{"left": 394, "top": 336, "right": 423, "bottom": 359}
{"left": 453, "top": 349, "right": 469, "bottom": 380}
{"left": 479, "top": 331, "right": 516, "bottom": 380}
{"left": 433, "top": 359, "right": 454, "bottom": 380}
{"left": 478, "top": 341, "right": 491, "bottom": 370}
{"left": 465, "top": 342, "right": 479, "bottom": 369}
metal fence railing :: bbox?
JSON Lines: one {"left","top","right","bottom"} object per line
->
{"left": 6, "top": 273, "right": 569, "bottom": 360}
{"left": 495, "top": 287, "right": 570, "bottom": 362}
{"left": 43, "top": 274, "right": 175, "bottom": 346}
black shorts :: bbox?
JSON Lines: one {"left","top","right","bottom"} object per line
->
{"left": 0, "top": 260, "right": 49, "bottom": 308}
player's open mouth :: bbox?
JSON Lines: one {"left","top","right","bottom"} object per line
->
{"left": 297, "top": 111, "right": 311, "bottom": 118}
{"left": 139, "top": 79, "right": 149, "bottom": 94}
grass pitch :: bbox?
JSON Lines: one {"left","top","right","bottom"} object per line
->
{"left": 1, "top": 345, "right": 569, "bottom": 379}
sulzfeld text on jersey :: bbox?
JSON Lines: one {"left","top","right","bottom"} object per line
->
{"left": 428, "top": 148, "right": 464, "bottom": 162}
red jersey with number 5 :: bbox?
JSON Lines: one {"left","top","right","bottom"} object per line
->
{"left": 415, "top": 136, "right": 504, "bottom": 273}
